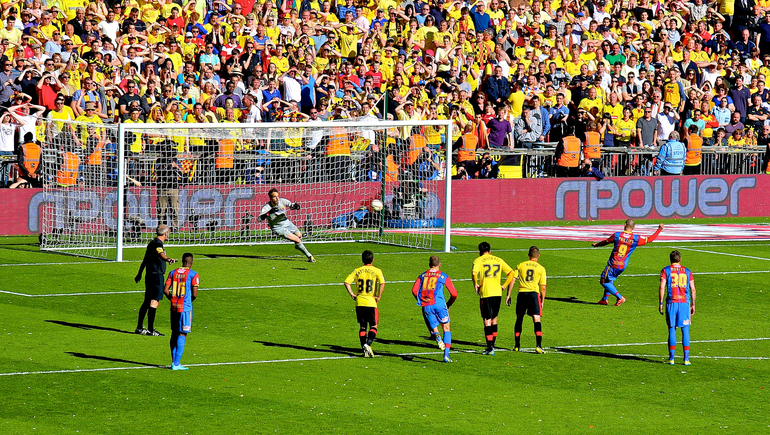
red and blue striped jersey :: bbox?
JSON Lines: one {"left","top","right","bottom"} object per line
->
{"left": 165, "top": 267, "right": 199, "bottom": 313}
{"left": 605, "top": 231, "right": 641, "bottom": 270}
{"left": 661, "top": 263, "right": 693, "bottom": 304}
{"left": 412, "top": 269, "right": 457, "bottom": 308}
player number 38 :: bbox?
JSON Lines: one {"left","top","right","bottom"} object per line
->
{"left": 358, "top": 279, "right": 374, "bottom": 294}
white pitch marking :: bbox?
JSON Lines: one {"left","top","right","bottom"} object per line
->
{"left": 554, "top": 337, "right": 770, "bottom": 349}
{"left": 5, "top": 270, "right": 767, "bottom": 298}
{"left": 678, "top": 247, "right": 770, "bottom": 261}
{"left": 1, "top": 242, "right": 769, "bottom": 268}
{"left": 1, "top": 337, "right": 768, "bottom": 377}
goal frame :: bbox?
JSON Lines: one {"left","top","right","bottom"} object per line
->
{"left": 114, "top": 120, "right": 454, "bottom": 261}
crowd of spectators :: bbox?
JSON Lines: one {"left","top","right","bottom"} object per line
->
{"left": 0, "top": 0, "right": 769, "bottom": 186}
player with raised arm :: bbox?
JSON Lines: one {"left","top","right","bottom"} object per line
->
{"left": 344, "top": 250, "right": 385, "bottom": 358}
{"left": 592, "top": 219, "right": 663, "bottom": 306}
{"left": 506, "top": 246, "right": 547, "bottom": 354}
{"left": 259, "top": 188, "right": 315, "bottom": 262}
{"left": 134, "top": 225, "right": 176, "bottom": 336}
{"left": 472, "top": 241, "right": 514, "bottom": 356}
{"left": 659, "top": 250, "right": 697, "bottom": 366}
{"left": 412, "top": 255, "right": 458, "bottom": 363}
{"left": 164, "top": 253, "right": 199, "bottom": 371}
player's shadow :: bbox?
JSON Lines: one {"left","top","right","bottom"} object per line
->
{"left": 65, "top": 352, "right": 163, "bottom": 367}
{"left": 46, "top": 320, "right": 134, "bottom": 334}
{"left": 553, "top": 347, "right": 658, "bottom": 363}
{"left": 377, "top": 338, "right": 445, "bottom": 350}
{"left": 545, "top": 296, "right": 597, "bottom": 305}
{"left": 253, "top": 340, "right": 361, "bottom": 356}
{"left": 200, "top": 253, "right": 294, "bottom": 261}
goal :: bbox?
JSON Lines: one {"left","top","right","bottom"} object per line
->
{"left": 38, "top": 119, "right": 453, "bottom": 260}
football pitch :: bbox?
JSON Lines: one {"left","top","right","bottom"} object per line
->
{"left": 1, "top": 219, "right": 768, "bottom": 434}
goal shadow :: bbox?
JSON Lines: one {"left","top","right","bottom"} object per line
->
{"left": 46, "top": 320, "right": 135, "bottom": 334}
{"left": 65, "top": 351, "right": 163, "bottom": 367}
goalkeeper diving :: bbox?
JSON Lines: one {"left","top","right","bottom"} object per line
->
{"left": 260, "top": 188, "right": 316, "bottom": 263}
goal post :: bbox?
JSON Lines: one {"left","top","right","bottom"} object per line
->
{"left": 40, "top": 118, "right": 453, "bottom": 261}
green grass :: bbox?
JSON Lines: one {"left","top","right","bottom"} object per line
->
{"left": 1, "top": 226, "right": 769, "bottom": 434}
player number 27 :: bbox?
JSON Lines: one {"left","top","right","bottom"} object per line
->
{"left": 483, "top": 264, "right": 500, "bottom": 278}
{"left": 358, "top": 279, "right": 374, "bottom": 294}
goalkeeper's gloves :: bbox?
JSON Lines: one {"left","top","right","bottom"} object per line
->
{"left": 290, "top": 203, "right": 301, "bottom": 210}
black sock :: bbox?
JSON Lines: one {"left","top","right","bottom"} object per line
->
{"left": 514, "top": 317, "right": 524, "bottom": 347}
{"left": 534, "top": 322, "right": 542, "bottom": 348}
{"left": 491, "top": 324, "right": 498, "bottom": 347}
{"left": 359, "top": 328, "right": 367, "bottom": 347}
{"left": 137, "top": 302, "right": 149, "bottom": 330}
{"left": 148, "top": 307, "right": 156, "bottom": 331}
{"left": 366, "top": 327, "right": 377, "bottom": 346}
{"left": 483, "top": 325, "right": 493, "bottom": 348}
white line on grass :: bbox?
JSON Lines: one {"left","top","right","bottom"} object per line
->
{"left": 678, "top": 247, "right": 770, "bottom": 261}
{"left": 5, "top": 270, "right": 767, "bottom": 298}
{"left": 1, "top": 337, "right": 767, "bottom": 377}
{"left": 1, "top": 243, "right": 769, "bottom": 268}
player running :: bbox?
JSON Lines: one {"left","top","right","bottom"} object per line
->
{"left": 592, "top": 219, "right": 663, "bottom": 306}
{"left": 659, "top": 250, "right": 697, "bottom": 366}
{"left": 412, "top": 255, "right": 458, "bottom": 363}
{"left": 259, "top": 188, "right": 315, "bottom": 262}
{"left": 506, "top": 246, "right": 547, "bottom": 354}
{"left": 344, "top": 250, "right": 385, "bottom": 358}
{"left": 472, "top": 241, "right": 514, "bottom": 355}
{"left": 164, "top": 253, "right": 199, "bottom": 371}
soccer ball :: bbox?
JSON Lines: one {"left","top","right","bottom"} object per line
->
{"left": 371, "top": 199, "right": 384, "bottom": 212}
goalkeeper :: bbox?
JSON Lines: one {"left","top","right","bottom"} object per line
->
{"left": 259, "top": 188, "right": 316, "bottom": 263}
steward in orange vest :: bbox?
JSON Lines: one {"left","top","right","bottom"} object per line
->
{"left": 555, "top": 135, "right": 581, "bottom": 177}
{"left": 9, "top": 136, "right": 42, "bottom": 188}
{"left": 583, "top": 130, "right": 602, "bottom": 163}
{"left": 683, "top": 126, "right": 702, "bottom": 176}
{"left": 57, "top": 150, "right": 80, "bottom": 187}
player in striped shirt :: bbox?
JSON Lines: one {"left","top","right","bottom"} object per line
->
{"left": 592, "top": 219, "right": 663, "bottom": 306}
{"left": 412, "top": 255, "right": 458, "bottom": 363}
{"left": 659, "top": 250, "right": 697, "bottom": 366}
{"left": 163, "top": 253, "right": 199, "bottom": 371}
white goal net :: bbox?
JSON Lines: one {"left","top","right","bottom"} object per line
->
{"left": 38, "top": 119, "right": 452, "bottom": 260}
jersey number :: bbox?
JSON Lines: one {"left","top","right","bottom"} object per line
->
{"left": 525, "top": 269, "right": 534, "bottom": 282}
{"left": 673, "top": 272, "right": 688, "bottom": 288}
{"left": 422, "top": 276, "right": 438, "bottom": 291}
{"left": 171, "top": 281, "right": 186, "bottom": 298}
{"left": 617, "top": 244, "right": 628, "bottom": 256}
{"left": 357, "top": 279, "right": 374, "bottom": 294}
{"left": 483, "top": 264, "right": 500, "bottom": 278}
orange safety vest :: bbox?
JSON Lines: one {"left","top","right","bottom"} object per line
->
{"left": 583, "top": 131, "right": 601, "bottom": 159}
{"left": 458, "top": 133, "right": 478, "bottom": 162}
{"left": 57, "top": 152, "right": 80, "bottom": 186}
{"left": 86, "top": 140, "right": 105, "bottom": 166}
{"left": 385, "top": 154, "right": 399, "bottom": 182}
{"left": 685, "top": 133, "right": 702, "bottom": 166}
{"left": 405, "top": 135, "right": 426, "bottom": 166}
{"left": 326, "top": 127, "right": 351, "bottom": 157}
{"left": 20, "top": 142, "right": 42, "bottom": 175}
{"left": 557, "top": 136, "right": 581, "bottom": 168}
{"left": 215, "top": 139, "right": 235, "bottom": 169}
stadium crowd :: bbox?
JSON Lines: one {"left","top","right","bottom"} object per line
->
{"left": 0, "top": 0, "right": 770, "bottom": 186}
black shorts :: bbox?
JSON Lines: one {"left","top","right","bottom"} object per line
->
{"left": 516, "top": 292, "right": 541, "bottom": 317}
{"left": 479, "top": 296, "right": 502, "bottom": 320}
{"left": 356, "top": 306, "right": 378, "bottom": 327}
{"left": 144, "top": 273, "right": 165, "bottom": 301}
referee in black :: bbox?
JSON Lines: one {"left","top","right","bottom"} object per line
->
{"left": 135, "top": 225, "right": 176, "bottom": 336}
